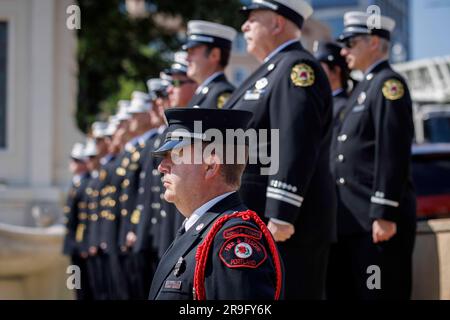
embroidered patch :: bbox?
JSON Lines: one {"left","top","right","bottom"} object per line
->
{"left": 217, "top": 92, "right": 231, "bottom": 109}
{"left": 290, "top": 63, "right": 315, "bottom": 87}
{"left": 235, "top": 242, "right": 252, "bottom": 258}
{"left": 219, "top": 236, "right": 267, "bottom": 269}
{"left": 382, "top": 79, "right": 404, "bottom": 100}
{"left": 222, "top": 226, "right": 262, "bottom": 240}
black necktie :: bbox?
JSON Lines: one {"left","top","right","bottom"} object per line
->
{"left": 175, "top": 220, "right": 187, "bottom": 239}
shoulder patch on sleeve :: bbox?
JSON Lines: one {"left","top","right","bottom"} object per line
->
{"left": 219, "top": 236, "right": 267, "bottom": 269}
{"left": 382, "top": 79, "right": 404, "bottom": 100}
{"left": 217, "top": 92, "right": 231, "bottom": 109}
{"left": 290, "top": 63, "right": 315, "bottom": 87}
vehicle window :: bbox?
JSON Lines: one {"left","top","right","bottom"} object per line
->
{"left": 423, "top": 117, "right": 450, "bottom": 143}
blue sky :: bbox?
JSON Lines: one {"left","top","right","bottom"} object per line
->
{"left": 411, "top": 0, "right": 450, "bottom": 60}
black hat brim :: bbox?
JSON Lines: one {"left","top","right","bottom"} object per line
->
{"left": 182, "top": 40, "right": 203, "bottom": 50}
{"left": 152, "top": 139, "right": 193, "bottom": 157}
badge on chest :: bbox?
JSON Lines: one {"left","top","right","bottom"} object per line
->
{"left": 244, "top": 77, "right": 269, "bottom": 101}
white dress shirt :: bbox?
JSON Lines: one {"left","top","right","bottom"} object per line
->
{"left": 184, "top": 191, "right": 236, "bottom": 231}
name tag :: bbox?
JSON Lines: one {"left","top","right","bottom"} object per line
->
{"left": 352, "top": 105, "right": 366, "bottom": 113}
{"left": 164, "top": 280, "right": 182, "bottom": 290}
{"left": 244, "top": 91, "right": 261, "bottom": 100}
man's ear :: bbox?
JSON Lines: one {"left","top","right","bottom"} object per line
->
{"left": 369, "top": 36, "right": 380, "bottom": 52}
{"left": 209, "top": 47, "right": 221, "bottom": 64}
{"left": 272, "top": 15, "right": 286, "bottom": 35}
{"left": 204, "top": 154, "right": 221, "bottom": 180}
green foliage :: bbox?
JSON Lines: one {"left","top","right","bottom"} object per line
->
{"left": 76, "top": 0, "right": 243, "bottom": 132}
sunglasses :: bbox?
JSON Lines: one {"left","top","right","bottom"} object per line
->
{"left": 170, "top": 79, "right": 195, "bottom": 88}
{"left": 343, "top": 36, "right": 368, "bottom": 49}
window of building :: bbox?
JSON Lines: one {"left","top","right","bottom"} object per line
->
{"left": 319, "top": 16, "right": 345, "bottom": 39}
{"left": 0, "top": 22, "right": 7, "bottom": 149}
{"left": 310, "top": 0, "right": 359, "bottom": 9}
{"left": 233, "top": 67, "right": 248, "bottom": 86}
{"left": 233, "top": 33, "right": 247, "bottom": 54}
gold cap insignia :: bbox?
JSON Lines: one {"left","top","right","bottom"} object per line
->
{"left": 382, "top": 79, "right": 404, "bottom": 100}
{"left": 291, "top": 63, "right": 315, "bottom": 87}
{"left": 217, "top": 92, "right": 231, "bottom": 109}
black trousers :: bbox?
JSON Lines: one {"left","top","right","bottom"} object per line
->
{"left": 326, "top": 230, "right": 416, "bottom": 300}
{"left": 103, "top": 252, "right": 129, "bottom": 300}
{"left": 119, "top": 250, "right": 156, "bottom": 300}
{"left": 86, "top": 254, "right": 108, "bottom": 300}
{"left": 277, "top": 242, "right": 330, "bottom": 300}
{"left": 71, "top": 254, "right": 92, "bottom": 300}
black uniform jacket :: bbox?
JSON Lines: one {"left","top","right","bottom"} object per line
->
{"left": 223, "top": 41, "right": 336, "bottom": 245}
{"left": 62, "top": 173, "right": 90, "bottom": 255}
{"left": 332, "top": 60, "right": 416, "bottom": 235}
{"left": 187, "top": 73, "right": 235, "bottom": 109}
{"left": 149, "top": 192, "right": 280, "bottom": 300}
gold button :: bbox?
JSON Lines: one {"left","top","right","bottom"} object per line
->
{"left": 79, "top": 213, "right": 88, "bottom": 220}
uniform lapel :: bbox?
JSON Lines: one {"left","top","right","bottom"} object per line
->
{"left": 224, "top": 41, "right": 303, "bottom": 109}
{"left": 149, "top": 192, "right": 243, "bottom": 299}
{"left": 189, "top": 92, "right": 205, "bottom": 107}
{"left": 224, "top": 63, "right": 272, "bottom": 109}
{"left": 341, "top": 61, "right": 390, "bottom": 124}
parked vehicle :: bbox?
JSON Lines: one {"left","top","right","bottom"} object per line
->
{"left": 414, "top": 105, "right": 450, "bottom": 144}
{"left": 412, "top": 143, "right": 450, "bottom": 220}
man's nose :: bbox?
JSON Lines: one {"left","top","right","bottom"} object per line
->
{"left": 158, "top": 156, "right": 170, "bottom": 174}
{"left": 241, "top": 20, "right": 249, "bottom": 33}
